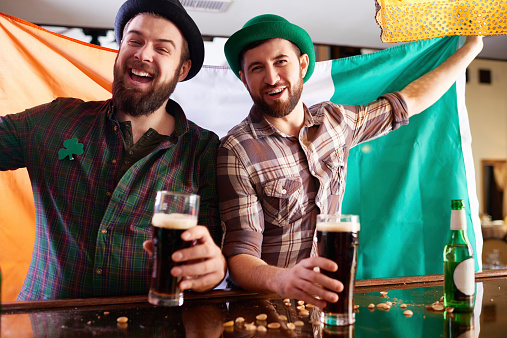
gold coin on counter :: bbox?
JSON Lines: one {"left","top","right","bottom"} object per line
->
{"left": 257, "top": 325, "right": 267, "bottom": 332}
{"left": 432, "top": 304, "right": 444, "bottom": 311}
{"left": 256, "top": 313, "right": 267, "bottom": 321}
{"left": 267, "top": 322, "right": 281, "bottom": 329}
{"left": 116, "top": 316, "right": 128, "bottom": 324}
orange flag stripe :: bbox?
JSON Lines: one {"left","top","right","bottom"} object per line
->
{"left": 0, "top": 12, "right": 117, "bottom": 302}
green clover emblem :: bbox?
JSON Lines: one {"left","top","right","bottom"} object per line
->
{"left": 58, "top": 138, "right": 84, "bottom": 160}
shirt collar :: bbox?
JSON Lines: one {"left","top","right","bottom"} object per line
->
{"left": 109, "top": 99, "right": 190, "bottom": 138}
{"left": 166, "top": 99, "right": 190, "bottom": 138}
{"left": 247, "top": 103, "right": 319, "bottom": 138}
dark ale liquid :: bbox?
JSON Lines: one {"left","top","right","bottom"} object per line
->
{"left": 317, "top": 224, "right": 359, "bottom": 315}
{"left": 151, "top": 226, "right": 192, "bottom": 296}
{"left": 149, "top": 213, "right": 197, "bottom": 305}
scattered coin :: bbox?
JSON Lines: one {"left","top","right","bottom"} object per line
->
{"left": 403, "top": 310, "right": 414, "bottom": 317}
{"left": 267, "top": 322, "right": 281, "bottom": 329}
{"left": 116, "top": 317, "right": 128, "bottom": 324}
{"left": 256, "top": 314, "right": 267, "bottom": 321}
{"left": 432, "top": 304, "right": 445, "bottom": 311}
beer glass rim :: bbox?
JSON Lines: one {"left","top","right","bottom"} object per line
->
{"left": 316, "top": 214, "right": 360, "bottom": 232}
{"left": 317, "top": 214, "right": 359, "bottom": 221}
{"left": 156, "top": 190, "right": 200, "bottom": 199}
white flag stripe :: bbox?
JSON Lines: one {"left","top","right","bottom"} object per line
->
{"left": 172, "top": 62, "right": 335, "bottom": 138}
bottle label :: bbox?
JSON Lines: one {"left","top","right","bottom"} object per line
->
{"left": 453, "top": 258, "right": 475, "bottom": 296}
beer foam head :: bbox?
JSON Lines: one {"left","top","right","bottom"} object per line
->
{"left": 152, "top": 213, "right": 198, "bottom": 229}
{"left": 316, "top": 221, "right": 360, "bottom": 232}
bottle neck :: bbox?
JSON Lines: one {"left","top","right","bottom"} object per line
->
{"left": 450, "top": 209, "right": 467, "bottom": 231}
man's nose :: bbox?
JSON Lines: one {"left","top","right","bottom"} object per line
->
{"left": 134, "top": 45, "right": 153, "bottom": 62}
{"left": 264, "top": 66, "right": 280, "bottom": 85}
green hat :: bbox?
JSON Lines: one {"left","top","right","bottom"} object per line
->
{"left": 224, "top": 14, "right": 315, "bottom": 83}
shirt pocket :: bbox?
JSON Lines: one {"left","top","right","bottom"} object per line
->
{"left": 261, "top": 177, "right": 303, "bottom": 227}
{"left": 322, "top": 149, "right": 346, "bottom": 196}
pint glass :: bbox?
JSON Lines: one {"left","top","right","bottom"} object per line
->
{"left": 317, "top": 214, "right": 360, "bottom": 326}
{"left": 148, "top": 191, "right": 200, "bottom": 306}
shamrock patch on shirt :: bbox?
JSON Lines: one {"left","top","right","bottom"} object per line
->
{"left": 58, "top": 138, "right": 84, "bottom": 160}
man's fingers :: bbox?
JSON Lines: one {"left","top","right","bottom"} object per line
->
{"left": 293, "top": 258, "right": 342, "bottom": 293}
{"left": 300, "top": 256, "right": 338, "bottom": 273}
{"left": 172, "top": 240, "right": 219, "bottom": 262}
{"left": 143, "top": 240, "right": 154, "bottom": 255}
{"left": 171, "top": 255, "right": 221, "bottom": 277}
{"left": 179, "top": 271, "right": 223, "bottom": 292}
{"left": 179, "top": 225, "right": 212, "bottom": 242}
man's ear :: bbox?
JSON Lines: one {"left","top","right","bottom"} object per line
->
{"left": 300, "top": 53, "right": 310, "bottom": 78}
{"left": 239, "top": 71, "right": 248, "bottom": 87}
{"left": 177, "top": 59, "right": 191, "bottom": 82}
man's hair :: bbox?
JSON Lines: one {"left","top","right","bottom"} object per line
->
{"left": 122, "top": 12, "right": 190, "bottom": 64}
{"left": 239, "top": 38, "right": 302, "bottom": 73}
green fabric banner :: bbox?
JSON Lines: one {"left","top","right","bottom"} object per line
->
{"left": 331, "top": 37, "right": 480, "bottom": 279}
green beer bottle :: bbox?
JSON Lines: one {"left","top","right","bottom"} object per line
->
{"left": 443, "top": 199, "right": 475, "bottom": 311}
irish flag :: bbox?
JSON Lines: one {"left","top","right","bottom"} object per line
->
{"left": 0, "top": 12, "right": 481, "bottom": 301}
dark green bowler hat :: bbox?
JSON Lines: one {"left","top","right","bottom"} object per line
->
{"left": 224, "top": 14, "right": 315, "bottom": 83}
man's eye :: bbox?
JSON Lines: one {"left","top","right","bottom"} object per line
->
{"left": 128, "top": 40, "right": 141, "bottom": 46}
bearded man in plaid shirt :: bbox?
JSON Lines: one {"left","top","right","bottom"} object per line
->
{"left": 0, "top": 0, "right": 226, "bottom": 300}
{"left": 217, "top": 14, "right": 483, "bottom": 307}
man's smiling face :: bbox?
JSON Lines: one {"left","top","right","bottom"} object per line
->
{"left": 240, "top": 38, "right": 306, "bottom": 119}
{"left": 112, "top": 13, "right": 190, "bottom": 117}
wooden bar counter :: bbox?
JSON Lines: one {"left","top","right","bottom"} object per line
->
{"left": 1, "top": 270, "right": 506, "bottom": 337}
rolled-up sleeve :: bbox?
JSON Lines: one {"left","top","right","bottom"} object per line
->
{"left": 379, "top": 91, "right": 409, "bottom": 130}
{"left": 217, "top": 143, "right": 264, "bottom": 259}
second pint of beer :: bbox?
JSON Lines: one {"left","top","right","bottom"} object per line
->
{"left": 317, "top": 214, "right": 360, "bottom": 326}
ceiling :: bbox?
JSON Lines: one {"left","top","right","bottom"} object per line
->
{"left": 1, "top": 0, "right": 506, "bottom": 61}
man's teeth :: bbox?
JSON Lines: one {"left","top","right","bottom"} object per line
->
{"left": 267, "top": 88, "right": 284, "bottom": 95}
{"left": 132, "top": 69, "right": 151, "bottom": 77}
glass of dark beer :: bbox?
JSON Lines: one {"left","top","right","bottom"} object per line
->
{"left": 148, "top": 191, "right": 200, "bottom": 307}
{"left": 317, "top": 214, "right": 360, "bottom": 326}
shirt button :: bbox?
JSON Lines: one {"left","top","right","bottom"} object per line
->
{"left": 124, "top": 160, "right": 130, "bottom": 165}
{"left": 311, "top": 170, "right": 316, "bottom": 175}
{"left": 106, "top": 192, "right": 112, "bottom": 197}
{"left": 128, "top": 150, "right": 134, "bottom": 155}
{"left": 281, "top": 189, "right": 287, "bottom": 194}
{"left": 96, "top": 269, "right": 103, "bottom": 275}
{"left": 112, "top": 159, "right": 117, "bottom": 165}
{"left": 101, "top": 229, "right": 108, "bottom": 235}
{"left": 114, "top": 126, "right": 119, "bottom": 131}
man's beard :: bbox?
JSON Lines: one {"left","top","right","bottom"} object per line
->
{"left": 112, "top": 60, "right": 180, "bottom": 117}
{"left": 251, "top": 76, "right": 303, "bottom": 119}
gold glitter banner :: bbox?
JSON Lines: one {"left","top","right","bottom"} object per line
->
{"left": 375, "top": 0, "right": 507, "bottom": 42}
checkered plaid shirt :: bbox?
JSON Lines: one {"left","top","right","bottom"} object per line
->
{"left": 218, "top": 93, "right": 408, "bottom": 268}
{"left": 0, "top": 98, "right": 220, "bottom": 300}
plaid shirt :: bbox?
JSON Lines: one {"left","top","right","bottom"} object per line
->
{"left": 0, "top": 98, "right": 220, "bottom": 300}
{"left": 218, "top": 93, "right": 408, "bottom": 268}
